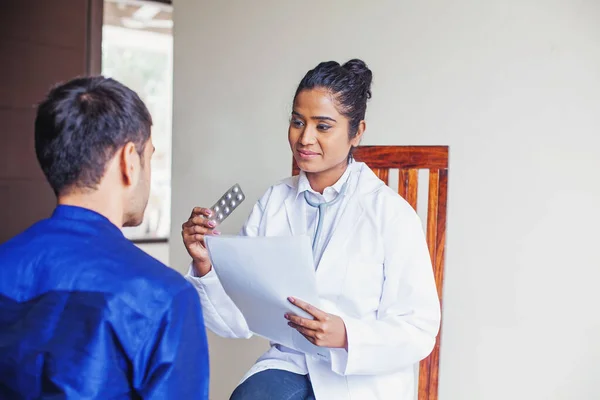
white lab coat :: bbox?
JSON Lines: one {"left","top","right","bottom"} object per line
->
{"left": 186, "top": 162, "right": 441, "bottom": 400}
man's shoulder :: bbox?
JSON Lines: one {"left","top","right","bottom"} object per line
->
{"left": 104, "top": 241, "right": 193, "bottom": 303}
{"left": 0, "top": 220, "right": 192, "bottom": 311}
{"left": 71, "top": 244, "right": 195, "bottom": 328}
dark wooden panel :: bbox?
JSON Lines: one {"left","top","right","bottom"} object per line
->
{"left": 0, "top": 0, "right": 92, "bottom": 244}
{"left": 0, "top": 0, "right": 87, "bottom": 51}
{"left": 0, "top": 179, "right": 55, "bottom": 244}
{"left": 0, "top": 39, "right": 86, "bottom": 109}
{"left": 0, "top": 108, "right": 43, "bottom": 180}
{"left": 87, "top": 0, "right": 104, "bottom": 75}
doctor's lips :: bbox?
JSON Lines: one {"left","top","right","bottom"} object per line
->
{"left": 297, "top": 149, "right": 320, "bottom": 159}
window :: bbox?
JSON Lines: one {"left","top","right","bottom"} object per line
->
{"left": 102, "top": 0, "right": 173, "bottom": 241}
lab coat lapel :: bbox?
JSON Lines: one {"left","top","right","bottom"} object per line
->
{"left": 283, "top": 185, "right": 307, "bottom": 237}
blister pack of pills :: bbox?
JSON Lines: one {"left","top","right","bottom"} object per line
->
{"left": 209, "top": 183, "right": 245, "bottom": 225}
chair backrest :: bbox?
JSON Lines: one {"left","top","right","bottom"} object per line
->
{"left": 292, "top": 145, "right": 449, "bottom": 400}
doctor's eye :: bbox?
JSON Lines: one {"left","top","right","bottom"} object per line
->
{"left": 290, "top": 119, "right": 305, "bottom": 128}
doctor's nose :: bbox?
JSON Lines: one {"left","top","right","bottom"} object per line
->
{"left": 298, "top": 127, "right": 317, "bottom": 145}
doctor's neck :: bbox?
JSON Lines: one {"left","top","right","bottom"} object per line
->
{"left": 305, "top": 160, "right": 349, "bottom": 194}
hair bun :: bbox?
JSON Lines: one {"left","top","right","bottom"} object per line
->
{"left": 342, "top": 59, "right": 372, "bottom": 99}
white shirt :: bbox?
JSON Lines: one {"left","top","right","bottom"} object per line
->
{"left": 297, "top": 163, "right": 352, "bottom": 267}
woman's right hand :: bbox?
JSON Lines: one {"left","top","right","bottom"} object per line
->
{"left": 181, "top": 207, "right": 220, "bottom": 277}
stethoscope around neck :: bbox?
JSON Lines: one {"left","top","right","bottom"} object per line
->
{"left": 303, "top": 181, "right": 349, "bottom": 252}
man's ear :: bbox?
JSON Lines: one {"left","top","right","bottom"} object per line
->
{"left": 120, "top": 142, "right": 140, "bottom": 187}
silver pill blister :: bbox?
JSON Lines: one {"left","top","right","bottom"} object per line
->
{"left": 209, "top": 183, "right": 246, "bottom": 225}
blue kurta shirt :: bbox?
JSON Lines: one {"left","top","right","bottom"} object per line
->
{"left": 0, "top": 205, "right": 209, "bottom": 399}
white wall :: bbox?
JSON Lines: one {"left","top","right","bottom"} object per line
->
{"left": 171, "top": 1, "right": 600, "bottom": 399}
{"left": 135, "top": 242, "right": 169, "bottom": 265}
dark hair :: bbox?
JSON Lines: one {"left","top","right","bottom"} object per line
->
{"left": 294, "top": 59, "right": 373, "bottom": 142}
{"left": 34, "top": 76, "right": 152, "bottom": 195}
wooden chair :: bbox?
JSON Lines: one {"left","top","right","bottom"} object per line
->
{"left": 292, "top": 145, "right": 449, "bottom": 400}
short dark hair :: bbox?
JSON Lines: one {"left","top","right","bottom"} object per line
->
{"left": 34, "top": 76, "right": 152, "bottom": 195}
{"left": 294, "top": 59, "right": 373, "bottom": 141}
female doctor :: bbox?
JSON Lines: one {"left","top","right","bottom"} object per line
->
{"left": 182, "top": 59, "right": 441, "bottom": 400}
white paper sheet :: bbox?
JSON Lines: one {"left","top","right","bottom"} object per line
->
{"left": 204, "top": 235, "right": 330, "bottom": 361}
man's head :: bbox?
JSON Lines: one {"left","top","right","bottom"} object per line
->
{"left": 34, "top": 76, "right": 154, "bottom": 227}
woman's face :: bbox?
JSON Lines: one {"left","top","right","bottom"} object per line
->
{"left": 288, "top": 88, "right": 363, "bottom": 175}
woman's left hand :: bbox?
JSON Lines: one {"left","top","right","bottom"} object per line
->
{"left": 285, "top": 297, "right": 348, "bottom": 349}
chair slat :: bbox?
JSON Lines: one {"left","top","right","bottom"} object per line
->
{"left": 418, "top": 168, "right": 448, "bottom": 400}
{"left": 406, "top": 169, "right": 418, "bottom": 211}
{"left": 419, "top": 339, "right": 441, "bottom": 400}
{"left": 426, "top": 170, "right": 440, "bottom": 263}
{"left": 434, "top": 169, "right": 448, "bottom": 302}
{"left": 398, "top": 169, "right": 408, "bottom": 198}
{"left": 373, "top": 168, "right": 389, "bottom": 184}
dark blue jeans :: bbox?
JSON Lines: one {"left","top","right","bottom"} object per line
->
{"left": 230, "top": 369, "right": 316, "bottom": 400}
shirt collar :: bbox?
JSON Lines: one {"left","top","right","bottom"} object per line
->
{"left": 296, "top": 160, "right": 355, "bottom": 201}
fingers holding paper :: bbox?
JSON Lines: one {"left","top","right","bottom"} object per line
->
{"left": 285, "top": 297, "right": 348, "bottom": 349}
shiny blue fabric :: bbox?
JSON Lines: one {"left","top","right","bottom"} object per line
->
{"left": 0, "top": 205, "right": 209, "bottom": 399}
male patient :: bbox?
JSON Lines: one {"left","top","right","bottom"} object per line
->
{"left": 0, "top": 77, "right": 209, "bottom": 398}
